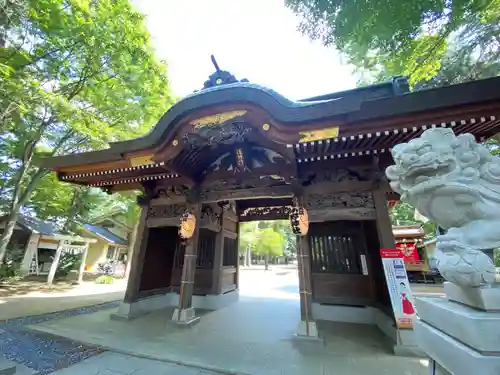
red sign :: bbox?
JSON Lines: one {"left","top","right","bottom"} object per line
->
{"left": 380, "top": 248, "right": 403, "bottom": 259}
{"left": 396, "top": 243, "right": 421, "bottom": 262}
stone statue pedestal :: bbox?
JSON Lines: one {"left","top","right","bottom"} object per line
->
{"left": 168, "top": 307, "right": 200, "bottom": 327}
{"left": 444, "top": 282, "right": 500, "bottom": 311}
{"left": 415, "top": 283, "right": 500, "bottom": 375}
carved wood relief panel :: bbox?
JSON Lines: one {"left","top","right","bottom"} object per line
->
{"left": 199, "top": 204, "right": 222, "bottom": 232}
{"left": 147, "top": 204, "right": 186, "bottom": 219}
{"left": 306, "top": 192, "right": 376, "bottom": 221}
{"left": 300, "top": 166, "right": 373, "bottom": 186}
{"left": 306, "top": 192, "right": 375, "bottom": 210}
{"left": 146, "top": 203, "right": 222, "bottom": 232}
{"left": 239, "top": 206, "right": 291, "bottom": 222}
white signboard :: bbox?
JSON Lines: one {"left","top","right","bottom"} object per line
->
{"left": 380, "top": 248, "right": 416, "bottom": 329}
{"left": 360, "top": 254, "right": 369, "bottom": 275}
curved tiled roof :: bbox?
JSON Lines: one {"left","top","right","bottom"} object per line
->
{"left": 43, "top": 76, "right": 500, "bottom": 170}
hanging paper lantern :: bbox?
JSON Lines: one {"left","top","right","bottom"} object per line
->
{"left": 179, "top": 211, "right": 196, "bottom": 239}
{"left": 290, "top": 206, "right": 309, "bottom": 236}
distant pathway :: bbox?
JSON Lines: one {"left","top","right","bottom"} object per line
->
{"left": 0, "top": 281, "right": 125, "bottom": 321}
{"left": 0, "top": 301, "right": 120, "bottom": 374}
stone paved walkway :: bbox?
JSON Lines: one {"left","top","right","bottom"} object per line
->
{"left": 29, "top": 268, "right": 429, "bottom": 375}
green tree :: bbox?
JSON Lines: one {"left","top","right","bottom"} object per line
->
{"left": 0, "top": 0, "right": 174, "bottom": 263}
{"left": 239, "top": 221, "right": 258, "bottom": 266}
{"left": 286, "top": 0, "right": 499, "bottom": 84}
{"left": 415, "top": 19, "right": 500, "bottom": 89}
{"left": 253, "top": 227, "right": 285, "bottom": 270}
{"left": 238, "top": 220, "right": 291, "bottom": 268}
{"left": 390, "top": 201, "right": 437, "bottom": 239}
{"left": 26, "top": 175, "right": 116, "bottom": 233}
{"left": 390, "top": 202, "right": 416, "bottom": 226}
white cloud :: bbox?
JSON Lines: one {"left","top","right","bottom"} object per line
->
{"left": 133, "top": 0, "right": 357, "bottom": 100}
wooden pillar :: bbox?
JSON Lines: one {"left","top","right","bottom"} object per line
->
{"left": 123, "top": 205, "right": 149, "bottom": 303}
{"left": 171, "top": 202, "right": 202, "bottom": 325}
{"left": 373, "top": 188, "right": 396, "bottom": 248}
{"left": 372, "top": 186, "right": 397, "bottom": 320}
{"left": 293, "top": 194, "right": 321, "bottom": 340}
{"left": 47, "top": 240, "right": 65, "bottom": 286}
{"left": 178, "top": 203, "right": 201, "bottom": 309}
{"left": 212, "top": 212, "right": 224, "bottom": 295}
{"left": 297, "top": 235, "right": 313, "bottom": 322}
{"left": 124, "top": 210, "right": 141, "bottom": 280}
{"left": 234, "top": 219, "right": 240, "bottom": 290}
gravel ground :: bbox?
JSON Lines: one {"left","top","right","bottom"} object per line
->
{"left": 0, "top": 301, "right": 120, "bottom": 374}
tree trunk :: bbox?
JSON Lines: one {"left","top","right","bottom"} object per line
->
{"left": 0, "top": 150, "right": 33, "bottom": 263}
{"left": 0, "top": 136, "right": 49, "bottom": 264}
{"left": 0, "top": 167, "right": 47, "bottom": 264}
{"left": 0, "top": 208, "right": 20, "bottom": 264}
{"left": 124, "top": 210, "right": 141, "bottom": 279}
{"left": 47, "top": 240, "right": 64, "bottom": 286}
{"left": 264, "top": 253, "right": 269, "bottom": 270}
{"left": 246, "top": 247, "right": 251, "bottom": 267}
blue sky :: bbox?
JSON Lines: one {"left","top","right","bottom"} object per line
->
{"left": 132, "top": 0, "right": 357, "bottom": 100}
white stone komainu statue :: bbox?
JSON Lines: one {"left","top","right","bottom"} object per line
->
{"left": 386, "top": 128, "right": 498, "bottom": 288}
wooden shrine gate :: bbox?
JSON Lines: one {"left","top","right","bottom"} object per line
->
{"left": 42, "top": 61, "right": 500, "bottom": 341}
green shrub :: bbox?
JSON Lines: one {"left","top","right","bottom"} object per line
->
{"left": 55, "top": 252, "right": 81, "bottom": 279}
{"left": 95, "top": 275, "right": 114, "bottom": 284}
{"left": 0, "top": 246, "right": 23, "bottom": 282}
{"left": 0, "top": 263, "right": 20, "bottom": 282}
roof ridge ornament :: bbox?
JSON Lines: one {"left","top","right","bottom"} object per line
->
{"left": 202, "top": 55, "right": 248, "bottom": 89}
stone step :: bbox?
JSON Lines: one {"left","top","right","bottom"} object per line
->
{"left": 0, "top": 358, "right": 16, "bottom": 375}
{"left": 415, "top": 296, "right": 500, "bottom": 352}
{"left": 415, "top": 319, "right": 500, "bottom": 375}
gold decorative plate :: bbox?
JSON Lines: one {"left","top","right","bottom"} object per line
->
{"left": 189, "top": 110, "right": 247, "bottom": 130}
{"left": 298, "top": 126, "right": 339, "bottom": 143}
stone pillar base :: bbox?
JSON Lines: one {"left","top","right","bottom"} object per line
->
{"left": 110, "top": 290, "right": 239, "bottom": 321}
{"left": 293, "top": 320, "right": 324, "bottom": 344}
{"left": 110, "top": 292, "right": 177, "bottom": 321}
{"left": 415, "top": 291, "right": 500, "bottom": 375}
{"left": 168, "top": 307, "right": 200, "bottom": 327}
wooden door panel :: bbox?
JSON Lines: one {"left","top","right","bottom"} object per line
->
{"left": 308, "top": 221, "right": 374, "bottom": 305}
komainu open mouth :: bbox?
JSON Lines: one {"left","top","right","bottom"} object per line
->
{"left": 403, "top": 162, "right": 453, "bottom": 186}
